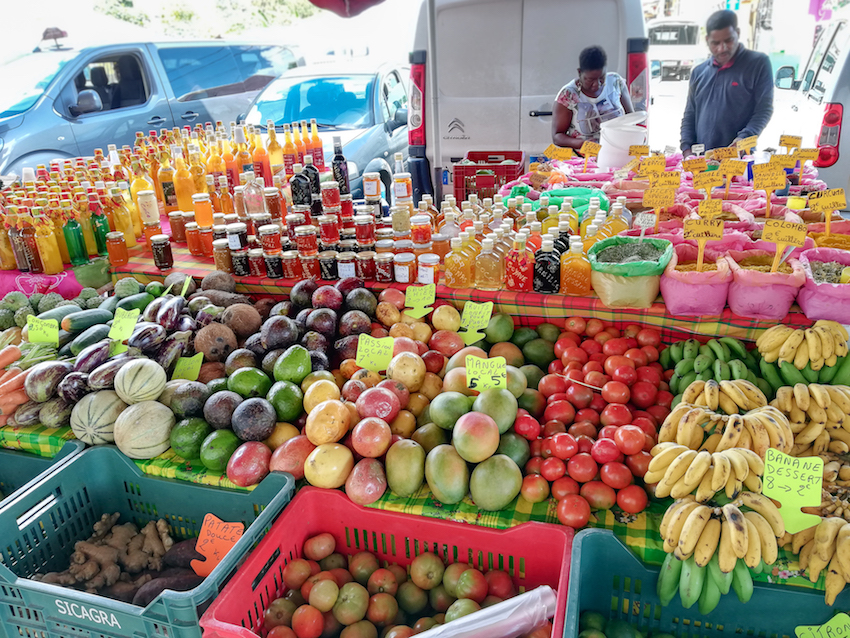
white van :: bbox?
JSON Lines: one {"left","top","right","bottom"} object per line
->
{"left": 647, "top": 19, "right": 704, "bottom": 81}
{"left": 406, "top": 0, "right": 649, "bottom": 199}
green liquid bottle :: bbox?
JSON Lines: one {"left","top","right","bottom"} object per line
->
{"left": 87, "top": 194, "right": 110, "bottom": 256}
{"left": 60, "top": 203, "right": 90, "bottom": 266}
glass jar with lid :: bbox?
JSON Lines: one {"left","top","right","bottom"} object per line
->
{"left": 259, "top": 224, "right": 282, "bottom": 254}
{"left": 248, "top": 248, "right": 265, "bottom": 276}
{"left": 320, "top": 181, "right": 341, "bottom": 209}
{"left": 337, "top": 251, "right": 357, "bottom": 279}
{"left": 295, "top": 225, "right": 318, "bottom": 256}
{"left": 168, "top": 211, "right": 186, "bottom": 242}
{"left": 281, "top": 250, "right": 300, "bottom": 278}
{"left": 394, "top": 239, "right": 414, "bottom": 254}
{"left": 264, "top": 252, "right": 283, "bottom": 279}
{"left": 212, "top": 238, "right": 232, "bottom": 273}
{"left": 355, "top": 251, "right": 376, "bottom": 281}
{"left": 185, "top": 222, "right": 203, "bottom": 256}
{"left": 300, "top": 254, "right": 320, "bottom": 279}
{"left": 375, "top": 239, "right": 394, "bottom": 253}
{"left": 375, "top": 253, "right": 394, "bottom": 282}
{"left": 319, "top": 251, "right": 338, "bottom": 280}
{"left": 318, "top": 214, "right": 340, "bottom": 245}
{"left": 226, "top": 222, "right": 248, "bottom": 250}
{"left": 417, "top": 253, "right": 440, "bottom": 285}
{"left": 231, "top": 249, "right": 249, "bottom": 276}
{"left": 151, "top": 234, "right": 173, "bottom": 271}
{"left": 393, "top": 253, "right": 416, "bottom": 283}
{"left": 410, "top": 214, "right": 432, "bottom": 244}
{"left": 354, "top": 215, "right": 375, "bottom": 244}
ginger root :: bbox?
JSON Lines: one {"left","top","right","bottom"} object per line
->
{"left": 90, "top": 513, "right": 120, "bottom": 542}
{"left": 141, "top": 521, "right": 167, "bottom": 571}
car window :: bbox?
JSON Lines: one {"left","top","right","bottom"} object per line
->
{"left": 157, "top": 46, "right": 243, "bottom": 101}
{"left": 808, "top": 22, "right": 848, "bottom": 104}
{"left": 234, "top": 45, "right": 297, "bottom": 92}
{"left": 66, "top": 53, "right": 149, "bottom": 114}
{"left": 649, "top": 24, "right": 699, "bottom": 45}
{"left": 0, "top": 51, "right": 77, "bottom": 118}
{"left": 381, "top": 71, "right": 406, "bottom": 122}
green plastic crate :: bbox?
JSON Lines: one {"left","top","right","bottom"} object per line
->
{"left": 0, "top": 445, "right": 294, "bottom": 638}
{"left": 564, "top": 529, "right": 849, "bottom": 638}
{"left": 0, "top": 440, "right": 84, "bottom": 501}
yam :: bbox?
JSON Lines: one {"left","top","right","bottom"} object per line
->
{"left": 132, "top": 570, "right": 204, "bottom": 607}
{"left": 162, "top": 539, "right": 203, "bottom": 569}
{"left": 201, "top": 271, "right": 236, "bottom": 293}
{"left": 189, "top": 289, "right": 250, "bottom": 308}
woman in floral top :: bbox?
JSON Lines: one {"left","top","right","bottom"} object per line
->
{"left": 552, "top": 45, "right": 634, "bottom": 150}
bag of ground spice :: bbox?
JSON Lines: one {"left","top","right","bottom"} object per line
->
{"left": 797, "top": 248, "right": 850, "bottom": 322}
{"left": 587, "top": 236, "right": 673, "bottom": 308}
{"left": 660, "top": 244, "right": 733, "bottom": 317}
{"left": 724, "top": 250, "right": 806, "bottom": 321}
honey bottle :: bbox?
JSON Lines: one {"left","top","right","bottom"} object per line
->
{"left": 444, "top": 237, "right": 472, "bottom": 288}
{"left": 475, "top": 238, "right": 503, "bottom": 291}
{"left": 560, "top": 240, "right": 592, "bottom": 295}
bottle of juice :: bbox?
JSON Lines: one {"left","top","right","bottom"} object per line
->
{"left": 218, "top": 176, "right": 234, "bottom": 215}
{"left": 332, "top": 136, "right": 350, "bottom": 195}
{"left": 19, "top": 212, "right": 43, "bottom": 273}
{"left": 505, "top": 198, "right": 519, "bottom": 226}
{"left": 44, "top": 200, "right": 71, "bottom": 264}
{"left": 290, "top": 164, "right": 312, "bottom": 207}
{"left": 469, "top": 221, "right": 484, "bottom": 254}
{"left": 207, "top": 138, "right": 226, "bottom": 183}
{"left": 527, "top": 221, "right": 543, "bottom": 252}
{"left": 553, "top": 221, "right": 572, "bottom": 254}
{"left": 300, "top": 120, "right": 310, "bottom": 165}
{"left": 582, "top": 224, "right": 600, "bottom": 254}
{"left": 174, "top": 151, "right": 195, "bottom": 212}
{"left": 60, "top": 202, "right": 89, "bottom": 266}
{"left": 267, "top": 120, "right": 283, "bottom": 172}
{"left": 489, "top": 205, "right": 504, "bottom": 232}
{"left": 445, "top": 237, "right": 471, "bottom": 288}
{"left": 252, "top": 128, "right": 271, "bottom": 187}
{"left": 475, "top": 238, "right": 503, "bottom": 290}
{"left": 109, "top": 188, "right": 137, "bottom": 248}
{"left": 189, "top": 150, "right": 206, "bottom": 194}
{"left": 282, "top": 124, "right": 297, "bottom": 179}
{"left": 491, "top": 229, "right": 508, "bottom": 258}
{"left": 579, "top": 203, "right": 598, "bottom": 238}
{"left": 534, "top": 239, "right": 560, "bottom": 293}
{"left": 309, "top": 119, "right": 324, "bottom": 170}
{"left": 234, "top": 126, "right": 253, "bottom": 175}
{"left": 32, "top": 211, "right": 63, "bottom": 274}
{"left": 616, "top": 196, "right": 633, "bottom": 227}
{"left": 6, "top": 208, "right": 29, "bottom": 271}
{"left": 303, "top": 155, "right": 321, "bottom": 195}
{"left": 604, "top": 203, "right": 629, "bottom": 236}
{"left": 560, "top": 241, "right": 592, "bottom": 295}
{"left": 458, "top": 207, "right": 475, "bottom": 231}
{"left": 207, "top": 175, "right": 221, "bottom": 213}
{"left": 158, "top": 151, "right": 178, "bottom": 212}
{"left": 88, "top": 195, "right": 110, "bottom": 256}
{"left": 293, "top": 122, "right": 305, "bottom": 164}
{"left": 221, "top": 136, "right": 238, "bottom": 191}
{"left": 541, "top": 205, "right": 560, "bottom": 235}
{"left": 518, "top": 206, "right": 536, "bottom": 230}
{"left": 242, "top": 172, "right": 265, "bottom": 218}
{"left": 76, "top": 196, "right": 98, "bottom": 256}
{"left": 505, "top": 236, "right": 533, "bottom": 292}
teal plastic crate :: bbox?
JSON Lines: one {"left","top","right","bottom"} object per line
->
{"left": 564, "top": 529, "right": 849, "bottom": 638}
{"left": 0, "top": 440, "right": 84, "bottom": 501}
{"left": 0, "top": 445, "right": 294, "bottom": 638}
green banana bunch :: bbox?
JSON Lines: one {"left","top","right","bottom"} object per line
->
{"left": 731, "top": 558, "right": 754, "bottom": 603}
{"left": 658, "top": 554, "right": 755, "bottom": 614}
{"left": 678, "top": 555, "right": 705, "bottom": 609}
{"left": 657, "top": 552, "right": 683, "bottom": 607}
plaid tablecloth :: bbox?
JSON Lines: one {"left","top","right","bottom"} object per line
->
{"left": 132, "top": 449, "right": 255, "bottom": 491}
{"left": 114, "top": 243, "right": 813, "bottom": 342}
{"left": 0, "top": 425, "right": 76, "bottom": 457}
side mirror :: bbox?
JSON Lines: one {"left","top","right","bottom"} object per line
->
{"left": 390, "top": 108, "right": 408, "bottom": 130}
{"left": 775, "top": 66, "right": 796, "bottom": 90}
{"left": 69, "top": 89, "right": 102, "bottom": 116}
{"left": 236, "top": 113, "right": 246, "bottom": 123}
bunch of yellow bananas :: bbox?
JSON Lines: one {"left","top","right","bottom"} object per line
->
{"left": 771, "top": 384, "right": 850, "bottom": 457}
{"left": 792, "top": 517, "right": 850, "bottom": 605}
{"left": 757, "top": 321, "right": 848, "bottom": 371}
{"left": 682, "top": 378, "right": 769, "bottom": 413}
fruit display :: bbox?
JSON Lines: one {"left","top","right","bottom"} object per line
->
{"left": 756, "top": 321, "right": 849, "bottom": 374}
{"left": 787, "top": 516, "right": 850, "bottom": 605}
{"left": 577, "top": 612, "right": 676, "bottom": 638}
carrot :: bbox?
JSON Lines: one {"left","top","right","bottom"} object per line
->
{"left": 0, "top": 415, "right": 9, "bottom": 426}
{"left": 0, "top": 368, "right": 31, "bottom": 396}
{"left": 0, "top": 367, "right": 20, "bottom": 386}
{"left": 0, "top": 391, "right": 28, "bottom": 414}
{"left": 0, "top": 345, "right": 22, "bottom": 369}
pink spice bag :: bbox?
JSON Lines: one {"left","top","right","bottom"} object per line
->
{"left": 724, "top": 250, "right": 805, "bottom": 321}
{"left": 797, "top": 248, "right": 850, "bottom": 322}
{"left": 660, "top": 244, "right": 733, "bottom": 316}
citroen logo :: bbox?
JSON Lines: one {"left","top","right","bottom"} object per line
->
{"left": 448, "top": 118, "right": 464, "bottom": 133}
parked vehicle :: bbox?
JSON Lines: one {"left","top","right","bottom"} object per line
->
{"left": 407, "top": 0, "right": 649, "bottom": 200}
{"left": 775, "top": 19, "right": 850, "bottom": 194}
{"left": 0, "top": 33, "right": 303, "bottom": 176}
{"left": 648, "top": 19, "right": 703, "bottom": 81}
{"left": 243, "top": 60, "right": 409, "bottom": 199}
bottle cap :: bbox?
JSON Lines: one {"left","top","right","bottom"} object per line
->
{"left": 482, "top": 238, "right": 493, "bottom": 250}
{"left": 451, "top": 237, "right": 462, "bottom": 248}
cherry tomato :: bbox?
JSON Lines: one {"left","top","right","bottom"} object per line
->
{"left": 589, "top": 393, "right": 608, "bottom": 413}
{"left": 636, "top": 366, "right": 662, "bottom": 387}
{"left": 630, "top": 381, "right": 659, "bottom": 409}
{"left": 602, "top": 338, "right": 629, "bottom": 357}
{"left": 617, "top": 485, "right": 649, "bottom": 514}
{"left": 575, "top": 408, "right": 600, "bottom": 425}
{"left": 594, "top": 331, "right": 613, "bottom": 345}
{"left": 580, "top": 480, "right": 617, "bottom": 509}
{"left": 623, "top": 324, "right": 642, "bottom": 339}
{"left": 551, "top": 432, "right": 579, "bottom": 460}
{"left": 580, "top": 339, "right": 603, "bottom": 355}
{"left": 585, "top": 371, "right": 609, "bottom": 389}
{"left": 602, "top": 381, "right": 631, "bottom": 404}
{"left": 604, "top": 355, "right": 634, "bottom": 376}
{"left": 563, "top": 347, "right": 589, "bottom": 365}
{"left": 600, "top": 403, "right": 632, "bottom": 427}
{"left": 564, "top": 369, "right": 585, "bottom": 383}
{"left": 632, "top": 416, "right": 658, "bottom": 437}
{"left": 543, "top": 420, "right": 567, "bottom": 437}
{"left": 549, "top": 359, "right": 565, "bottom": 374}
{"left": 655, "top": 390, "right": 674, "bottom": 409}
{"left": 636, "top": 328, "right": 661, "bottom": 348}
{"left": 624, "top": 348, "right": 648, "bottom": 368}
{"left": 613, "top": 425, "right": 646, "bottom": 455}
{"left": 529, "top": 439, "right": 543, "bottom": 457}
{"left": 597, "top": 425, "right": 619, "bottom": 440}
{"left": 589, "top": 352, "right": 608, "bottom": 364}
{"left": 590, "top": 438, "right": 620, "bottom": 464}
{"left": 566, "top": 317, "right": 587, "bottom": 334}
{"left": 605, "top": 327, "right": 621, "bottom": 338}
{"left": 584, "top": 319, "right": 605, "bottom": 337}
{"left": 557, "top": 494, "right": 591, "bottom": 527}
{"left": 544, "top": 400, "right": 576, "bottom": 426}
{"left": 567, "top": 453, "right": 598, "bottom": 482}
{"left": 525, "top": 457, "right": 543, "bottom": 475}
{"left": 612, "top": 365, "right": 637, "bottom": 386}
{"left": 583, "top": 361, "right": 605, "bottom": 375}
{"left": 575, "top": 435, "right": 594, "bottom": 454}
{"left": 551, "top": 476, "right": 581, "bottom": 500}
{"left": 565, "top": 385, "right": 594, "bottom": 409}
{"left": 538, "top": 374, "right": 568, "bottom": 398}
{"left": 568, "top": 421, "right": 597, "bottom": 438}
{"left": 625, "top": 451, "right": 652, "bottom": 478}
{"left": 540, "top": 457, "right": 567, "bottom": 481}
{"left": 646, "top": 404, "right": 671, "bottom": 423}
{"left": 600, "top": 462, "right": 633, "bottom": 489}
{"left": 641, "top": 345, "right": 660, "bottom": 363}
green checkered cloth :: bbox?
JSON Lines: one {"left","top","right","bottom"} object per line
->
{"left": 0, "top": 425, "right": 75, "bottom": 458}
{"left": 133, "top": 449, "right": 255, "bottom": 491}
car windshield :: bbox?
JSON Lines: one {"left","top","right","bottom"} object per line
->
{"left": 0, "top": 51, "right": 77, "bottom": 118}
{"left": 246, "top": 74, "right": 374, "bottom": 130}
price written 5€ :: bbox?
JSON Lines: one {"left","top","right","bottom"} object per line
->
{"left": 465, "top": 356, "right": 507, "bottom": 391}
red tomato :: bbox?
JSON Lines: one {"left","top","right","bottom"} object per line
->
{"left": 544, "top": 400, "right": 576, "bottom": 426}
{"left": 646, "top": 404, "right": 671, "bottom": 424}
{"left": 540, "top": 437, "right": 556, "bottom": 459}
{"left": 594, "top": 331, "right": 613, "bottom": 345}
{"left": 551, "top": 476, "right": 581, "bottom": 500}
{"left": 554, "top": 338, "right": 575, "bottom": 360}
{"left": 514, "top": 414, "right": 541, "bottom": 441}
{"left": 582, "top": 361, "right": 604, "bottom": 375}
{"left": 580, "top": 481, "right": 617, "bottom": 509}
{"left": 589, "top": 352, "right": 608, "bottom": 364}
{"left": 643, "top": 433, "right": 656, "bottom": 453}
{"left": 551, "top": 432, "right": 579, "bottom": 460}
{"left": 623, "top": 324, "right": 642, "bottom": 339}
{"left": 540, "top": 457, "right": 567, "bottom": 481}
{"left": 625, "top": 451, "right": 652, "bottom": 478}
{"left": 575, "top": 435, "right": 594, "bottom": 454}
{"left": 548, "top": 392, "right": 568, "bottom": 403}
{"left": 601, "top": 403, "right": 632, "bottom": 427}
{"left": 600, "top": 462, "right": 633, "bottom": 489}
{"left": 636, "top": 328, "right": 661, "bottom": 348}
{"left": 575, "top": 408, "right": 600, "bottom": 425}
{"left": 630, "top": 381, "right": 659, "bottom": 409}
{"left": 659, "top": 381, "right": 670, "bottom": 393}
{"left": 564, "top": 368, "right": 584, "bottom": 382}
{"left": 557, "top": 494, "right": 591, "bottom": 527}
{"left": 617, "top": 485, "right": 649, "bottom": 514}
{"left": 636, "top": 366, "right": 662, "bottom": 386}
{"left": 663, "top": 369, "right": 675, "bottom": 382}
{"left": 567, "top": 453, "right": 598, "bottom": 482}
{"left": 590, "top": 438, "right": 620, "bottom": 464}
{"left": 624, "top": 348, "right": 648, "bottom": 368}
{"left": 585, "top": 319, "right": 605, "bottom": 337}
{"left": 525, "top": 457, "right": 543, "bottom": 475}
{"left": 613, "top": 425, "right": 645, "bottom": 455}
{"left": 521, "top": 474, "right": 551, "bottom": 503}
{"left": 529, "top": 439, "right": 543, "bottom": 457}
{"left": 565, "top": 384, "right": 594, "bottom": 409}
{"left": 580, "top": 339, "right": 603, "bottom": 355}
{"left": 601, "top": 381, "right": 631, "bottom": 404}
{"left": 602, "top": 338, "right": 629, "bottom": 357}
{"left": 597, "top": 425, "right": 618, "bottom": 440}
{"left": 549, "top": 359, "right": 565, "bottom": 374}
{"left": 566, "top": 317, "right": 587, "bottom": 334}
{"left": 612, "top": 365, "right": 637, "bottom": 386}
{"left": 563, "top": 347, "right": 589, "bottom": 365}
{"left": 291, "top": 606, "right": 324, "bottom": 638}
{"left": 568, "top": 421, "right": 597, "bottom": 438}
{"left": 605, "top": 327, "right": 621, "bottom": 338}
{"left": 562, "top": 331, "right": 582, "bottom": 345}
{"left": 538, "top": 374, "right": 568, "bottom": 398}
{"left": 632, "top": 416, "right": 657, "bottom": 437}
{"left": 633, "top": 410, "right": 657, "bottom": 426}
{"left": 641, "top": 345, "right": 660, "bottom": 363}
{"left": 543, "top": 420, "right": 567, "bottom": 437}
{"left": 585, "top": 371, "right": 609, "bottom": 389}
{"left": 603, "top": 355, "right": 634, "bottom": 376}
{"left": 655, "top": 390, "right": 674, "bottom": 409}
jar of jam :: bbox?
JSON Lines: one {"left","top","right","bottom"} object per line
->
{"left": 392, "top": 205, "right": 411, "bottom": 234}
{"left": 248, "top": 248, "right": 265, "bottom": 276}
{"left": 362, "top": 172, "right": 381, "bottom": 200}
{"left": 151, "top": 234, "right": 173, "bottom": 271}
{"left": 393, "top": 172, "right": 413, "bottom": 201}
{"left": 379, "top": 216, "right": 393, "bottom": 231}
{"left": 413, "top": 242, "right": 432, "bottom": 259}
{"left": 169, "top": 211, "right": 186, "bottom": 242}
{"left": 321, "top": 181, "right": 341, "bottom": 208}
{"left": 394, "top": 228, "right": 412, "bottom": 241}
{"left": 185, "top": 222, "right": 203, "bottom": 256}
{"left": 264, "top": 252, "right": 283, "bottom": 279}
{"left": 375, "top": 239, "right": 394, "bottom": 253}
{"left": 341, "top": 227, "right": 356, "bottom": 242}
{"left": 376, "top": 228, "right": 394, "bottom": 241}
{"left": 213, "top": 224, "right": 228, "bottom": 241}
{"left": 182, "top": 210, "right": 195, "bottom": 227}
{"left": 375, "top": 253, "right": 394, "bottom": 282}
{"left": 410, "top": 214, "right": 432, "bottom": 244}
{"left": 295, "top": 225, "right": 318, "bottom": 256}
{"left": 319, "top": 241, "right": 339, "bottom": 253}
{"left": 226, "top": 222, "right": 248, "bottom": 250}
{"left": 213, "top": 213, "right": 226, "bottom": 226}
{"left": 252, "top": 212, "right": 272, "bottom": 230}
{"left": 355, "top": 242, "right": 374, "bottom": 253}
{"left": 319, "top": 251, "right": 338, "bottom": 280}
{"left": 394, "top": 239, "right": 414, "bottom": 254}
{"left": 213, "top": 239, "right": 232, "bottom": 273}
{"left": 431, "top": 233, "right": 450, "bottom": 263}
{"left": 310, "top": 196, "right": 323, "bottom": 222}
{"left": 264, "top": 187, "right": 284, "bottom": 221}
{"left": 144, "top": 220, "right": 163, "bottom": 250}
{"left": 199, "top": 226, "right": 214, "bottom": 257}
{"left": 231, "top": 249, "right": 249, "bottom": 276}
{"left": 417, "top": 253, "right": 440, "bottom": 285}
{"left": 393, "top": 253, "right": 416, "bottom": 283}
{"left": 259, "top": 224, "right": 282, "bottom": 253}
{"left": 354, "top": 215, "right": 375, "bottom": 244}
{"left": 340, "top": 213, "right": 355, "bottom": 230}
{"left": 106, "top": 231, "right": 128, "bottom": 266}
{"left": 355, "top": 251, "right": 376, "bottom": 281}
{"left": 285, "top": 213, "right": 306, "bottom": 242}
{"left": 339, "top": 239, "right": 357, "bottom": 253}
{"left": 293, "top": 203, "right": 312, "bottom": 226}
{"left": 337, "top": 251, "right": 357, "bottom": 279}
{"left": 340, "top": 193, "right": 353, "bottom": 220}
{"left": 318, "top": 214, "right": 340, "bottom": 245}
{"left": 300, "top": 254, "right": 320, "bottom": 279}
{"left": 281, "top": 250, "right": 300, "bottom": 278}
{"left": 224, "top": 213, "right": 238, "bottom": 224}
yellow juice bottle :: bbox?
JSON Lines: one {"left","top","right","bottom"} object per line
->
{"left": 267, "top": 120, "right": 283, "bottom": 172}
{"left": 445, "top": 237, "right": 472, "bottom": 288}
{"left": 76, "top": 196, "right": 99, "bottom": 256}
{"left": 33, "top": 211, "right": 63, "bottom": 274}
{"left": 109, "top": 188, "right": 137, "bottom": 248}
{"left": 174, "top": 152, "right": 195, "bottom": 211}
{"left": 541, "top": 205, "right": 560, "bottom": 235}
{"left": 158, "top": 151, "right": 178, "bottom": 212}
{"left": 560, "top": 241, "right": 592, "bottom": 295}
{"left": 189, "top": 150, "right": 206, "bottom": 194}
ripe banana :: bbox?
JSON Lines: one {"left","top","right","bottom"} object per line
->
{"left": 677, "top": 504, "right": 713, "bottom": 559}
{"left": 718, "top": 518, "right": 738, "bottom": 573}
{"left": 738, "top": 491, "right": 785, "bottom": 537}
{"left": 721, "top": 503, "right": 749, "bottom": 559}
{"left": 703, "top": 379, "right": 720, "bottom": 412}
{"left": 683, "top": 380, "right": 707, "bottom": 405}
{"left": 815, "top": 516, "right": 845, "bottom": 562}
{"left": 742, "top": 517, "right": 762, "bottom": 569}
{"left": 744, "top": 510, "right": 779, "bottom": 565}
{"left": 714, "top": 415, "right": 743, "bottom": 452}
{"left": 662, "top": 499, "right": 703, "bottom": 553}
{"left": 694, "top": 517, "right": 722, "bottom": 567}
{"left": 806, "top": 328, "right": 823, "bottom": 362}
{"left": 779, "top": 329, "right": 806, "bottom": 361}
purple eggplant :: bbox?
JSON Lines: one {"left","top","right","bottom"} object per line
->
{"left": 13, "top": 401, "right": 43, "bottom": 427}
{"left": 74, "top": 340, "right": 112, "bottom": 373}
{"left": 176, "top": 315, "right": 197, "bottom": 332}
{"left": 157, "top": 296, "right": 186, "bottom": 331}
{"left": 128, "top": 323, "right": 168, "bottom": 353}
{"left": 57, "top": 372, "right": 91, "bottom": 403}
{"left": 39, "top": 397, "right": 73, "bottom": 428}
{"left": 143, "top": 296, "right": 168, "bottom": 323}
{"left": 187, "top": 296, "right": 211, "bottom": 315}
{"left": 195, "top": 304, "right": 224, "bottom": 327}
{"left": 88, "top": 357, "right": 136, "bottom": 390}
{"left": 24, "top": 361, "right": 75, "bottom": 402}
{"left": 157, "top": 330, "right": 192, "bottom": 373}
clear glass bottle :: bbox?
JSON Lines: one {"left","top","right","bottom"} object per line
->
{"left": 505, "top": 236, "right": 533, "bottom": 292}
{"left": 533, "top": 239, "right": 560, "bottom": 293}
{"left": 444, "top": 237, "right": 472, "bottom": 288}
{"left": 560, "top": 240, "right": 592, "bottom": 295}
{"left": 541, "top": 205, "right": 561, "bottom": 235}
{"left": 475, "top": 238, "right": 502, "bottom": 291}
{"left": 242, "top": 172, "right": 265, "bottom": 219}
{"left": 439, "top": 211, "right": 460, "bottom": 239}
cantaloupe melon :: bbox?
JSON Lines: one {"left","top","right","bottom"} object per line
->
{"left": 70, "top": 391, "right": 128, "bottom": 445}
{"left": 113, "top": 401, "right": 175, "bottom": 459}
{"left": 115, "top": 359, "right": 167, "bottom": 404}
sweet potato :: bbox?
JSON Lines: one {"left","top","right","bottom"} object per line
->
{"left": 162, "top": 539, "right": 203, "bottom": 569}
{"left": 189, "top": 289, "right": 250, "bottom": 308}
{"left": 132, "top": 569, "right": 204, "bottom": 607}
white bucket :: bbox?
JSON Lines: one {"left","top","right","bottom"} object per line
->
{"left": 597, "top": 111, "right": 648, "bottom": 170}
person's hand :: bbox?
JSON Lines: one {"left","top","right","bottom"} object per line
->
{"left": 730, "top": 137, "right": 742, "bottom": 147}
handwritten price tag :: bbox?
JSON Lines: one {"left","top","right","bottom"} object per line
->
{"left": 655, "top": 171, "right": 681, "bottom": 188}
{"left": 404, "top": 284, "right": 436, "bottom": 319}
{"left": 172, "top": 352, "right": 204, "bottom": 381}
{"left": 763, "top": 219, "right": 807, "bottom": 247}
{"left": 737, "top": 135, "right": 758, "bottom": 154}
{"left": 26, "top": 316, "right": 58, "bottom": 346}
{"left": 710, "top": 147, "right": 738, "bottom": 160}
{"left": 459, "top": 301, "right": 494, "bottom": 346}
{"left": 770, "top": 153, "right": 797, "bottom": 169}
{"left": 109, "top": 307, "right": 140, "bottom": 342}
{"left": 529, "top": 172, "right": 550, "bottom": 190}
{"left": 642, "top": 187, "right": 675, "bottom": 209}
{"left": 465, "top": 355, "right": 507, "bottom": 391}
{"left": 580, "top": 141, "right": 601, "bottom": 157}
{"left": 641, "top": 155, "right": 666, "bottom": 172}
{"left": 629, "top": 144, "right": 649, "bottom": 157}
{"left": 691, "top": 144, "right": 705, "bottom": 155}
{"left": 622, "top": 157, "right": 640, "bottom": 173}
{"left": 693, "top": 170, "right": 724, "bottom": 191}
{"left": 543, "top": 144, "right": 574, "bottom": 161}
{"left": 753, "top": 163, "right": 787, "bottom": 191}
{"left": 684, "top": 218, "right": 723, "bottom": 240}
{"left": 808, "top": 188, "right": 847, "bottom": 213}
{"left": 763, "top": 448, "right": 822, "bottom": 534}
{"left": 780, "top": 134, "right": 802, "bottom": 149}
{"left": 355, "top": 335, "right": 394, "bottom": 372}
{"left": 190, "top": 513, "right": 245, "bottom": 577}
{"left": 699, "top": 199, "right": 723, "bottom": 218}
{"left": 796, "top": 612, "right": 850, "bottom": 638}
{"left": 683, "top": 157, "right": 708, "bottom": 174}
{"left": 795, "top": 148, "right": 819, "bottom": 162}
{"left": 719, "top": 158, "right": 747, "bottom": 176}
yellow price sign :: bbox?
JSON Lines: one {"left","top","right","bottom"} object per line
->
{"left": 684, "top": 218, "right": 723, "bottom": 241}
{"left": 628, "top": 145, "right": 650, "bottom": 157}
{"left": 543, "top": 144, "right": 574, "bottom": 161}
{"left": 172, "top": 353, "right": 204, "bottom": 381}
{"left": 683, "top": 157, "right": 708, "bottom": 174}
{"left": 655, "top": 171, "right": 681, "bottom": 188}
{"left": 710, "top": 147, "right": 738, "bottom": 160}
{"left": 770, "top": 153, "right": 797, "bottom": 169}
{"left": 698, "top": 198, "right": 723, "bottom": 218}
{"left": 622, "top": 157, "right": 640, "bottom": 173}
{"left": 459, "top": 301, "right": 494, "bottom": 346}
{"left": 693, "top": 170, "right": 724, "bottom": 191}
{"left": 637, "top": 169, "right": 660, "bottom": 185}
{"left": 795, "top": 148, "right": 819, "bottom": 161}
{"left": 764, "top": 448, "right": 823, "bottom": 534}
{"left": 355, "top": 335, "right": 395, "bottom": 372}
{"left": 641, "top": 155, "right": 666, "bottom": 172}
{"left": 796, "top": 613, "right": 850, "bottom": 638}
{"left": 465, "top": 355, "right": 507, "bottom": 391}
{"left": 108, "top": 307, "right": 140, "bottom": 342}
{"left": 26, "top": 315, "right": 59, "bottom": 346}
{"left": 642, "top": 187, "right": 675, "bottom": 209}
{"left": 530, "top": 172, "right": 550, "bottom": 190}
{"left": 763, "top": 219, "right": 807, "bottom": 247}
{"left": 780, "top": 134, "right": 802, "bottom": 149}
{"left": 808, "top": 188, "right": 847, "bottom": 213}
{"left": 580, "top": 141, "right": 601, "bottom": 157}
{"left": 404, "top": 284, "right": 436, "bottom": 319}
{"left": 719, "top": 158, "right": 747, "bottom": 176}
{"left": 752, "top": 163, "right": 787, "bottom": 192}
{"left": 737, "top": 135, "right": 758, "bottom": 153}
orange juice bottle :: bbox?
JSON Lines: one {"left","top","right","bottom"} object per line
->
{"left": 207, "top": 137, "right": 226, "bottom": 182}
{"left": 582, "top": 224, "right": 600, "bottom": 254}
{"left": 293, "top": 122, "right": 306, "bottom": 165}
{"left": 309, "top": 119, "right": 324, "bottom": 170}
{"left": 158, "top": 151, "right": 178, "bottom": 212}
{"left": 267, "top": 120, "right": 283, "bottom": 171}
{"left": 560, "top": 240, "right": 592, "bottom": 295}
{"left": 234, "top": 127, "right": 253, "bottom": 175}
{"left": 251, "top": 128, "right": 271, "bottom": 187}
{"left": 174, "top": 151, "right": 195, "bottom": 211}
{"left": 189, "top": 149, "right": 206, "bottom": 194}
{"left": 282, "top": 124, "right": 297, "bottom": 179}
{"left": 218, "top": 176, "right": 234, "bottom": 214}
{"left": 221, "top": 137, "right": 238, "bottom": 191}
{"left": 604, "top": 203, "right": 629, "bottom": 236}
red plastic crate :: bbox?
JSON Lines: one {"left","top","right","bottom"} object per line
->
{"left": 453, "top": 151, "right": 526, "bottom": 201}
{"left": 200, "top": 487, "right": 572, "bottom": 638}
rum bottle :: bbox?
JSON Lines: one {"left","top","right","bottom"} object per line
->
{"left": 445, "top": 237, "right": 472, "bottom": 288}
{"left": 533, "top": 239, "right": 559, "bottom": 293}
{"left": 475, "top": 238, "right": 502, "bottom": 290}
{"left": 505, "top": 236, "right": 533, "bottom": 292}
